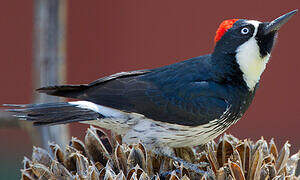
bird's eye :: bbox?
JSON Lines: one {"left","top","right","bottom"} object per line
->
{"left": 241, "top": 27, "right": 249, "bottom": 35}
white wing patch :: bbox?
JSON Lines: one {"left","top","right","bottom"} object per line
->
{"left": 69, "top": 101, "right": 126, "bottom": 118}
{"left": 236, "top": 20, "right": 270, "bottom": 91}
{"left": 68, "top": 101, "right": 144, "bottom": 135}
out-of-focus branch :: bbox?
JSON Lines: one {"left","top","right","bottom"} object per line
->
{"left": 32, "top": 0, "right": 69, "bottom": 149}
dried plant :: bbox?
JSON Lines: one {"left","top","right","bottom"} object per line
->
{"left": 21, "top": 126, "right": 300, "bottom": 180}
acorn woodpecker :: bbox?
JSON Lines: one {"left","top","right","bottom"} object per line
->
{"left": 5, "top": 10, "right": 297, "bottom": 155}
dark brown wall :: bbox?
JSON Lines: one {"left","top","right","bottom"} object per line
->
{"left": 1, "top": 0, "right": 299, "bottom": 178}
{"left": 0, "top": 0, "right": 33, "bottom": 103}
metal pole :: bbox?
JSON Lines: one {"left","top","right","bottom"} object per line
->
{"left": 33, "top": 0, "right": 69, "bottom": 148}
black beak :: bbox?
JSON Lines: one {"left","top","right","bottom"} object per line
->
{"left": 264, "top": 9, "right": 298, "bottom": 35}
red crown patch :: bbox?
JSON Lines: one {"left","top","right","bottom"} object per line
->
{"left": 214, "top": 19, "right": 239, "bottom": 43}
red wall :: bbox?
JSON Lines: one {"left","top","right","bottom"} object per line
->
{"left": 1, "top": 1, "right": 300, "bottom": 177}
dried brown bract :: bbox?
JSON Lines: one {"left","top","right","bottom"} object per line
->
{"left": 21, "top": 127, "right": 300, "bottom": 180}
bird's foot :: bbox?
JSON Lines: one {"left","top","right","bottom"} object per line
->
{"left": 166, "top": 155, "right": 209, "bottom": 175}
{"left": 151, "top": 146, "right": 210, "bottom": 174}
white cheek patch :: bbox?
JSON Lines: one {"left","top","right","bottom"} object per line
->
{"left": 236, "top": 20, "right": 270, "bottom": 91}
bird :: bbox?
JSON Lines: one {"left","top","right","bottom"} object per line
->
{"left": 5, "top": 10, "right": 297, "bottom": 156}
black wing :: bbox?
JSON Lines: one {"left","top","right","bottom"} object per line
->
{"left": 37, "top": 70, "right": 150, "bottom": 98}
{"left": 83, "top": 79, "right": 229, "bottom": 126}
{"left": 38, "top": 56, "right": 230, "bottom": 126}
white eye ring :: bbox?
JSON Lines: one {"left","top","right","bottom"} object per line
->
{"left": 241, "top": 27, "right": 249, "bottom": 35}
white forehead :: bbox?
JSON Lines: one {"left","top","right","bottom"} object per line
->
{"left": 246, "top": 20, "right": 261, "bottom": 36}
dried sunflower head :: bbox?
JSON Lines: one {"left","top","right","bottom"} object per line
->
{"left": 21, "top": 126, "right": 300, "bottom": 180}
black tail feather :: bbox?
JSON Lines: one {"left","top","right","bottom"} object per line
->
{"left": 36, "top": 85, "right": 88, "bottom": 99}
{"left": 4, "top": 102, "right": 100, "bottom": 126}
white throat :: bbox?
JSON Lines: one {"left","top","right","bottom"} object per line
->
{"left": 235, "top": 20, "right": 270, "bottom": 91}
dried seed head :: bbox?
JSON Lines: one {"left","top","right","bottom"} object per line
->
{"left": 49, "top": 142, "right": 65, "bottom": 164}
{"left": 70, "top": 137, "right": 87, "bottom": 157}
{"left": 50, "top": 160, "right": 73, "bottom": 179}
{"left": 127, "top": 146, "right": 146, "bottom": 170}
{"left": 20, "top": 127, "right": 300, "bottom": 180}
{"left": 32, "top": 147, "right": 52, "bottom": 167}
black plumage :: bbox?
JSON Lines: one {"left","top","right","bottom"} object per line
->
{"left": 37, "top": 54, "right": 255, "bottom": 127}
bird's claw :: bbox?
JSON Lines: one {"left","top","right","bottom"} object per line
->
{"left": 168, "top": 155, "right": 209, "bottom": 174}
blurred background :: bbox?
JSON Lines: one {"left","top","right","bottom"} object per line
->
{"left": 0, "top": 0, "right": 299, "bottom": 179}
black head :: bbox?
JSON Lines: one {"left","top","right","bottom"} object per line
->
{"left": 212, "top": 10, "right": 297, "bottom": 91}
{"left": 213, "top": 9, "right": 298, "bottom": 58}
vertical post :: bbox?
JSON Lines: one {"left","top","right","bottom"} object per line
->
{"left": 33, "top": 0, "right": 69, "bottom": 148}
